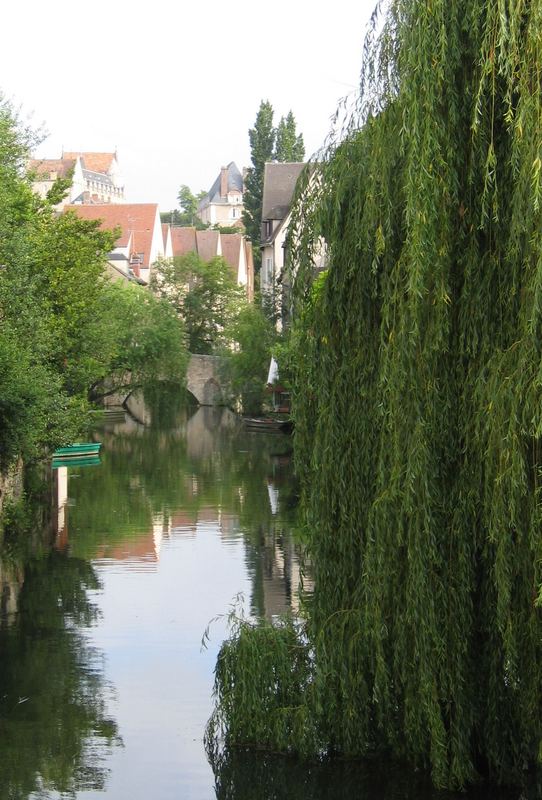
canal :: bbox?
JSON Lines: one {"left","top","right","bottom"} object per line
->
{"left": 0, "top": 398, "right": 523, "bottom": 799}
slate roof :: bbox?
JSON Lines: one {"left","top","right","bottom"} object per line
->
{"left": 82, "top": 169, "right": 114, "bottom": 186}
{"left": 201, "top": 161, "right": 243, "bottom": 206}
{"left": 261, "top": 162, "right": 306, "bottom": 220}
{"left": 64, "top": 203, "right": 159, "bottom": 267}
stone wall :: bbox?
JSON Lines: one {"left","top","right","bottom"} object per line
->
{"left": 0, "top": 458, "right": 23, "bottom": 517}
{"left": 186, "top": 354, "right": 226, "bottom": 406}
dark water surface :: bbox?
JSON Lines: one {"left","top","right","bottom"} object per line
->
{"left": 0, "top": 399, "right": 526, "bottom": 799}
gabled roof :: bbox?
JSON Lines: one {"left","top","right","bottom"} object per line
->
{"left": 220, "top": 233, "right": 243, "bottom": 276}
{"left": 28, "top": 157, "right": 76, "bottom": 180}
{"left": 201, "top": 162, "right": 243, "bottom": 206}
{"left": 63, "top": 151, "right": 116, "bottom": 174}
{"left": 64, "top": 203, "right": 159, "bottom": 268}
{"left": 162, "top": 223, "right": 170, "bottom": 249}
{"left": 170, "top": 226, "right": 197, "bottom": 257}
{"left": 196, "top": 229, "right": 221, "bottom": 262}
{"left": 262, "top": 162, "right": 306, "bottom": 220}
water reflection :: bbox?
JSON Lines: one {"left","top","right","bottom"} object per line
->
{"left": 0, "top": 393, "right": 303, "bottom": 799}
{"left": 0, "top": 392, "right": 523, "bottom": 799}
{"left": 68, "top": 400, "right": 302, "bottom": 620}
{"left": 210, "top": 748, "right": 524, "bottom": 800}
{"left": 0, "top": 549, "right": 120, "bottom": 798}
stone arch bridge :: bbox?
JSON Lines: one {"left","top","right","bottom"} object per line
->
{"left": 186, "top": 354, "right": 226, "bottom": 406}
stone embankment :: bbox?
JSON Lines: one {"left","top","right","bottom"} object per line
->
{"left": 0, "top": 458, "right": 23, "bottom": 518}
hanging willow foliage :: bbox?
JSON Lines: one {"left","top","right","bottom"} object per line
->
{"left": 209, "top": 0, "right": 542, "bottom": 790}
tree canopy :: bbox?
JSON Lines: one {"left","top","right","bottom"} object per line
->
{"left": 151, "top": 253, "right": 243, "bottom": 354}
{"left": 274, "top": 112, "right": 305, "bottom": 162}
{"left": 209, "top": 0, "right": 542, "bottom": 792}
{"left": 0, "top": 96, "right": 188, "bottom": 470}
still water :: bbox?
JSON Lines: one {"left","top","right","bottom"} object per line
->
{"left": 0, "top": 400, "right": 303, "bottom": 800}
{"left": 0, "top": 398, "right": 523, "bottom": 799}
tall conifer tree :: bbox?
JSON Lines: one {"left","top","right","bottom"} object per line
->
{"left": 274, "top": 111, "right": 305, "bottom": 162}
{"left": 242, "top": 100, "right": 275, "bottom": 265}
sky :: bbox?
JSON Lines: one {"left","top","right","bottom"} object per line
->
{"left": 1, "top": 0, "right": 376, "bottom": 210}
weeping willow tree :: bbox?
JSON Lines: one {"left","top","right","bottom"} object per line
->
{"left": 208, "top": 0, "right": 542, "bottom": 790}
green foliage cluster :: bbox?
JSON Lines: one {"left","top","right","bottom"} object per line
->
{"left": 243, "top": 101, "right": 305, "bottom": 262}
{"left": 220, "top": 303, "right": 278, "bottom": 414}
{"left": 161, "top": 185, "right": 208, "bottom": 229}
{"left": 210, "top": 0, "right": 542, "bottom": 791}
{"left": 206, "top": 611, "right": 315, "bottom": 761}
{"left": 0, "top": 96, "right": 188, "bottom": 471}
{"left": 151, "top": 252, "right": 243, "bottom": 354}
{"left": 275, "top": 111, "right": 305, "bottom": 163}
{"left": 91, "top": 282, "right": 189, "bottom": 400}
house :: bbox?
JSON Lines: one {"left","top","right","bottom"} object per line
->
{"left": 64, "top": 203, "right": 165, "bottom": 284}
{"left": 29, "top": 151, "right": 124, "bottom": 208}
{"left": 197, "top": 162, "right": 244, "bottom": 227}
{"left": 169, "top": 225, "right": 254, "bottom": 300}
{"left": 220, "top": 233, "right": 254, "bottom": 301}
{"left": 260, "top": 162, "right": 306, "bottom": 326}
{"left": 161, "top": 223, "right": 173, "bottom": 259}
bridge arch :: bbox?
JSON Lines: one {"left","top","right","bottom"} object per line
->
{"left": 186, "top": 355, "right": 226, "bottom": 406}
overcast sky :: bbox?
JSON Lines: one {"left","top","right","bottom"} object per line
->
{"left": 2, "top": 0, "right": 376, "bottom": 210}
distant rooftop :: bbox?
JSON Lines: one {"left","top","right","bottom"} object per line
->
{"left": 200, "top": 162, "right": 243, "bottom": 207}
{"left": 262, "top": 162, "right": 306, "bottom": 220}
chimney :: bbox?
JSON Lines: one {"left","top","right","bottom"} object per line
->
{"left": 220, "top": 166, "right": 228, "bottom": 198}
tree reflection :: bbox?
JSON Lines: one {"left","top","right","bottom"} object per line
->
{"left": 0, "top": 550, "right": 120, "bottom": 797}
{"left": 209, "top": 747, "right": 521, "bottom": 800}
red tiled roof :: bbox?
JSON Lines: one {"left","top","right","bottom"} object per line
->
{"left": 195, "top": 229, "right": 220, "bottom": 263}
{"left": 63, "top": 151, "right": 116, "bottom": 174}
{"left": 161, "top": 223, "right": 170, "bottom": 249}
{"left": 28, "top": 157, "right": 76, "bottom": 179}
{"left": 64, "top": 203, "right": 159, "bottom": 267}
{"left": 220, "top": 233, "right": 242, "bottom": 277}
{"left": 170, "top": 226, "right": 197, "bottom": 257}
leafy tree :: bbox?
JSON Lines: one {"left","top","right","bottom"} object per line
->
{"left": 28, "top": 211, "right": 117, "bottom": 395}
{"left": 0, "top": 94, "right": 190, "bottom": 474}
{"left": 221, "top": 304, "right": 277, "bottom": 414}
{"left": 151, "top": 253, "right": 243, "bottom": 354}
{"left": 160, "top": 209, "right": 183, "bottom": 225}
{"left": 242, "top": 100, "right": 276, "bottom": 264}
{"left": 0, "top": 99, "right": 114, "bottom": 464}
{"left": 89, "top": 281, "right": 188, "bottom": 401}
{"left": 210, "top": 0, "right": 542, "bottom": 792}
{"left": 178, "top": 184, "right": 198, "bottom": 221}
{"left": 161, "top": 186, "right": 209, "bottom": 229}
{"left": 274, "top": 111, "right": 305, "bottom": 162}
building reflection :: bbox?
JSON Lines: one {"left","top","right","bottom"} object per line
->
{"left": 62, "top": 401, "right": 307, "bottom": 616}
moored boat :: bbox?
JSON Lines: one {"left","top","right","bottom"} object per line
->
{"left": 53, "top": 442, "right": 102, "bottom": 458}
{"left": 242, "top": 417, "right": 293, "bottom": 434}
